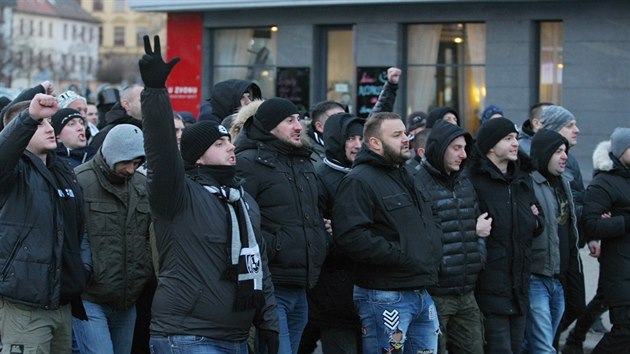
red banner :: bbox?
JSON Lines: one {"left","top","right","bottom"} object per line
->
{"left": 166, "top": 12, "right": 203, "bottom": 118}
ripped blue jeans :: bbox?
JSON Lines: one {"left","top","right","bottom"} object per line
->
{"left": 353, "top": 286, "right": 439, "bottom": 354}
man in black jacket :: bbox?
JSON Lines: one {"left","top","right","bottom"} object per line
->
{"left": 138, "top": 35, "right": 279, "bottom": 354}
{"left": 235, "top": 97, "right": 327, "bottom": 354}
{"left": 414, "top": 120, "right": 490, "bottom": 354}
{"left": 306, "top": 112, "right": 364, "bottom": 353}
{"left": 582, "top": 127, "right": 630, "bottom": 353}
{"left": 90, "top": 84, "right": 144, "bottom": 151}
{"left": 0, "top": 94, "right": 91, "bottom": 353}
{"left": 468, "top": 117, "right": 544, "bottom": 353}
{"left": 333, "top": 112, "right": 442, "bottom": 354}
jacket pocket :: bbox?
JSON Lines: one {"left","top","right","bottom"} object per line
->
{"left": 382, "top": 193, "right": 413, "bottom": 211}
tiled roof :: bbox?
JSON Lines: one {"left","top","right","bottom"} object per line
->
{"left": 16, "top": 0, "right": 100, "bottom": 23}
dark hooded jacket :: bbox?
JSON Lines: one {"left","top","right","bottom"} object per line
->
{"left": 141, "top": 87, "right": 278, "bottom": 340}
{"left": 206, "top": 80, "right": 261, "bottom": 123}
{"left": 427, "top": 106, "right": 459, "bottom": 128}
{"left": 333, "top": 145, "right": 442, "bottom": 290}
{"left": 414, "top": 120, "right": 485, "bottom": 297}
{"left": 468, "top": 147, "right": 544, "bottom": 315}
{"left": 310, "top": 113, "right": 364, "bottom": 328}
{"left": 235, "top": 119, "right": 327, "bottom": 289}
{"left": 582, "top": 141, "right": 630, "bottom": 307}
{"left": 90, "top": 102, "right": 142, "bottom": 151}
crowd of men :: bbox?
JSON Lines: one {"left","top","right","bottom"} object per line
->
{"left": 0, "top": 34, "right": 629, "bottom": 354}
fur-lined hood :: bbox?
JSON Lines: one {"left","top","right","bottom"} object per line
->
{"left": 230, "top": 99, "right": 264, "bottom": 141}
{"left": 592, "top": 140, "right": 613, "bottom": 172}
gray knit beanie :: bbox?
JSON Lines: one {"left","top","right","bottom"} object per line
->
{"left": 101, "top": 124, "right": 145, "bottom": 169}
{"left": 611, "top": 127, "right": 630, "bottom": 159}
{"left": 540, "top": 105, "right": 575, "bottom": 132}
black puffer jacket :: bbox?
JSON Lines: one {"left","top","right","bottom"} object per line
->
{"left": 415, "top": 121, "right": 485, "bottom": 297}
{"left": 310, "top": 113, "right": 364, "bottom": 328}
{"left": 582, "top": 143, "right": 630, "bottom": 307}
{"left": 468, "top": 148, "right": 543, "bottom": 315}
{"left": 235, "top": 120, "right": 327, "bottom": 289}
{"left": 333, "top": 146, "right": 442, "bottom": 290}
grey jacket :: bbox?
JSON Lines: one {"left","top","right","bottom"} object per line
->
{"left": 530, "top": 171, "right": 580, "bottom": 277}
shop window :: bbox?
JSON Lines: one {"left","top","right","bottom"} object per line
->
{"left": 213, "top": 27, "right": 277, "bottom": 97}
{"left": 539, "top": 21, "right": 563, "bottom": 104}
{"left": 325, "top": 27, "right": 355, "bottom": 113}
{"left": 406, "top": 23, "right": 486, "bottom": 131}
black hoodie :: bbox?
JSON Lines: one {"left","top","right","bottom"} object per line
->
{"left": 208, "top": 80, "right": 261, "bottom": 123}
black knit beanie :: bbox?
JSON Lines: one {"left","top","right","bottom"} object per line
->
{"left": 180, "top": 121, "right": 230, "bottom": 164}
{"left": 254, "top": 97, "right": 299, "bottom": 132}
{"left": 475, "top": 117, "right": 518, "bottom": 154}
{"left": 531, "top": 129, "right": 569, "bottom": 174}
{"left": 51, "top": 108, "right": 84, "bottom": 135}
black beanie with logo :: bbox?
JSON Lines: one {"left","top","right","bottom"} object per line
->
{"left": 531, "top": 128, "right": 569, "bottom": 174}
{"left": 180, "top": 121, "right": 230, "bottom": 164}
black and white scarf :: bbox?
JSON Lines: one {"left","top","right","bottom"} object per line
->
{"left": 204, "top": 185, "right": 264, "bottom": 311}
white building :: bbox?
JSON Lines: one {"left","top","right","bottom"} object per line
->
{"left": 8, "top": 0, "right": 100, "bottom": 90}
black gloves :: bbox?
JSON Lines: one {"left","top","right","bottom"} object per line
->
{"left": 258, "top": 329, "right": 279, "bottom": 354}
{"left": 138, "top": 35, "right": 180, "bottom": 89}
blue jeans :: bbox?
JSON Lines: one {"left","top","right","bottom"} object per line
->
{"left": 268, "top": 286, "right": 308, "bottom": 354}
{"left": 72, "top": 300, "right": 136, "bottom": 354}
{"left": 522, "top": 275, "right": 565, "bottom": 354}
{"left": 353, "top": 286, "right": 439, "bottom": 354}
{"left": 149, "top": 335, "right": 249, "bottom": 354}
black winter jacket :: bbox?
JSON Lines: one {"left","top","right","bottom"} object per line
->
{"left": 333, "top": 146, "right": 442, "bottom": 290}
{"left": 142, "top": 88, "right": 278, "bottom": 340}
{"left": 415, "top": 122, "right": 485, "bottom": 297}
{"left": 310, "top": 114, "right": 363, "bottom": 328}
{"left": 469, "top": 148, "right": 543, "bottom": 315}
{"left": 582, "top": 147, "right": 630, "bottom": 307}
{"left": 235, "top": 121, "right": 327, "bottom": 289}
{"left": 0, "top": 111, "right": 91, "bottom": 310}
{"left": 90, "top": 102, "right": 142, "bottom": 151}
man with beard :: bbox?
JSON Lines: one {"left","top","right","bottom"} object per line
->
{"left": 333, "top": 112, "right": 442, "bottom": 353}
{"left": 235, "top": 97, "right": 327, "bottom": 354}
{"left": 414, "top": 120, "right": 490, "bottom": 354}
{"left": 468, "top": 117, "right": 544, "bottom": 353}
{"left": 51, "top": 108, "right": 95, "bottom": 168}
{"left": 72, "top": 124, "right": 153, "bottom": 354}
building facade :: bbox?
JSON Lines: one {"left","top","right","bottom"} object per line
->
{"left": 79, "top": 0, "right": 166, "bottom": 87}
{"left": 6, "top": 0, "right": 100, "bottom": 90}
{"left": 129, "top": 0, "right": 630, "bottom": 180}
